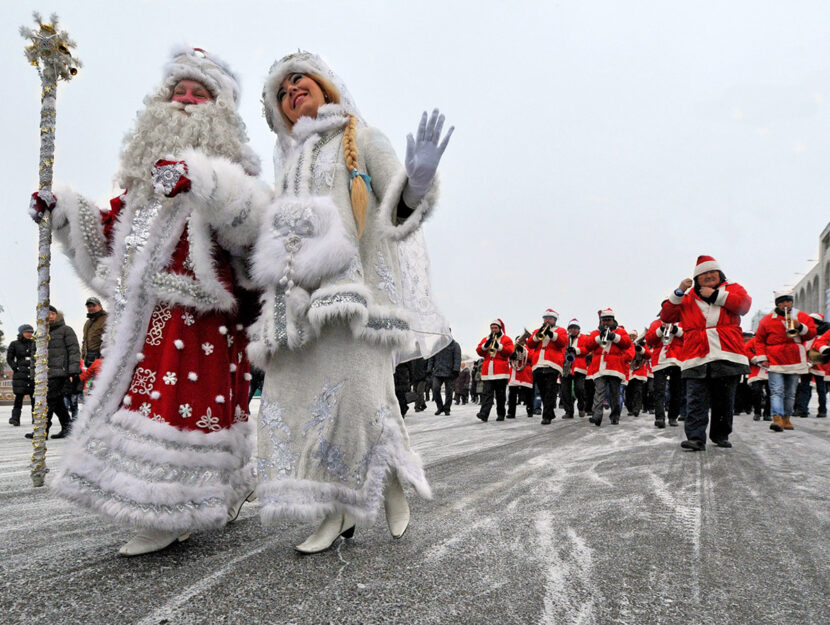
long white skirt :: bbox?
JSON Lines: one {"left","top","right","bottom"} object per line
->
{"left": 256, "top": 323, "right": 431, "bottom": 525}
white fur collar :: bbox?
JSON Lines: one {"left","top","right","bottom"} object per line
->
{"left": 290, "top": 104, "right": 349, "bottom": 145}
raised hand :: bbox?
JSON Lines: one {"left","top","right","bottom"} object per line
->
{"left": 404, "top": 108, "right": 454, "bottom": 197}
{"left": 152, "top": 159, "right": 191, "bottom": 197}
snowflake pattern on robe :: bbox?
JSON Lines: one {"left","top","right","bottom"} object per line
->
{"left": 258, "top": 397, "right": 298, "bottom": 478}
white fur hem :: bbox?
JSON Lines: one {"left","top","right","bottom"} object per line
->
{"left": 376, "top": 169, "right": 440, "bottom": 241}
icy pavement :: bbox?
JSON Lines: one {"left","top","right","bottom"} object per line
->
{"left": 1, "top": 400, "right": 828, "bottom": 625}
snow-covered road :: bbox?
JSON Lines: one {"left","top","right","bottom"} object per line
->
{"left": 1, "top": 401, "right": 828, "bottom": 625}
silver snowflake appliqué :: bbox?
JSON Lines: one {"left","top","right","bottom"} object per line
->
{"left": 163, "top": 371, "right": 178, "bottom": 385}
{"left": 178, "top": 403, "right": 193, "bottom": 419}
{"left": 201, "top": 342, "right": 214, "bottom": 356}
{"left": 227, "top": 334, "right": 234, "bottom": 347}
{"left": 151, "top": 414, "right": 166, "bottom": 423}
{"left": 181, "top": 312, "right": 195, "bottom": 326}
{"left": 196, "top": 407, "right": 221, "bottom": 431}
{"left": 138, "top": 402, "right": 152, "bottom": 417}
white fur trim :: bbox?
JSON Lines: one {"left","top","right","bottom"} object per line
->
{"left": 188, "top": 372, "right": 198, "bottom": 381}
{"left": 376, "top": 168, "right": 440, "bottom": 241}
{"left": 122, "top": 396, "right": 132, "bottom": 406}
{"left": 307, "top": 283, "right": 371, "bottom": 337}
{"left": 161, "top": 46, "right": 242, "bottom": 107}
{"left": 668, "top": 291, "right": 685, "bottom": 305}
{"left": 714, "top": 289, "right": 729, "bottom": 307}
{"left": 358, "top": 305, "right": 413, "bottom": 349}
{"left": 693, "top": 259, "right": 721, "bottom": 277}
{"left": 136, "top": 353, "right": 145, "bottom": 361}
{"left": 258, "top": 413, "right": 429, "bottom": 526}
{"left": 174, "top": 339, "right": 184, "bottom": 350}
{"left": 246, "top": 287, "right": 312, "bottom": 366}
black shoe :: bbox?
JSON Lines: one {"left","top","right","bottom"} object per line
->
{"left": 818, "top": 412, "right": 827, "bottom": 419}
{"left": 541, "top": 419, "right": 551, "bottom": 425}
{"left": 434, "top": 409, "right": 443, "bottom": 415}
{"left": 610, "top": 419, "right": 619, "bottom": 425}
{"left": 534, "top": 408, "right": 542, "bottom": 415}
{"left": 578, "top": 410, "right": 585, "bottom": 417}
{"left": 506, "top": 414, "right": 515, "bottom": 419}
{"left": 588, "top": 417, "right": 601, "bottom": 427}
{"left": 495, "top": 416, "right": 505, "bottom": 421}
{"left": 563, "top": 414, "right": 574, "bottom": 419}
{"left": 763, "top": 415, "right": 772, "bottom": 421}
{"left": 444, "top": 409, "right": 451, "bottom": 416}
{"left": 476, "top": 413, "right": 488, "bottom": 422}
{"left": 632, "top": 412, "right": 640, "bottom": 417}
{"left": 753, "top": 414, "right": 761, "bottom": 421}
{"left": 655, "top": 420, "right": 666, "bottom": 429}
{"left": 680, "top": 439, "right": 705, "bottom": 451}
{"left": 678, "top": 416, "right": 686, "bottom": 421}
{"left": 668, "top": 418, "right": 679, "bottom": 427}
{"left": 9, "top": 417, "right": 20, "bottom": 426}
{"left": 711, "top": 438, "right": 732, "bottom": 448}
{"left": 51, "top": 430, "right": 70, "bottom": 439}
{"left": 798, "top": 413, "right": 809, "bottom": 418}
{"left": 24, "top": 432, "right": 34, "bottom": 439}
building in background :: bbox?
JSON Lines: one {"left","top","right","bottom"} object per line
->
{"left": 793, "top": 222, "right": 830, "bottom": 317}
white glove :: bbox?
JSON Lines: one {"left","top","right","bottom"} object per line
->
{"left": 403, "top": 108, "right": 454, "bottom": 206}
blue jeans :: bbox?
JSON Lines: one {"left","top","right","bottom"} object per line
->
{"left": 768, "top": 372, "right": 799, "bottom": 416}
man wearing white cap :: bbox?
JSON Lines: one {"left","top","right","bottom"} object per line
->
{"left": 661, "top": 255, "right": 751, "bottom": 450}
{"left": 476, "top": 319, "right": 514, "bottom": 421}
{"left": 526, "top": 308, "right": 568, "bottom": 424}
{"left": 32, "top": 47, "right": 271, "bottom": 555}
{"left": 560, "top": 318, "right": 588, "bottom": 418}
{"left": 578, "top": 309, "right": 632, "bottom": 426}
{"left": 753, "top": 290, "right": 816, "bottom": 432}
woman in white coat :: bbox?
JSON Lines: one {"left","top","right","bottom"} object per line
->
{"left": 251, "top": 51, "right": 453, "bottom": 553}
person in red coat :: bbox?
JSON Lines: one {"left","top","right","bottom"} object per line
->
{"left": 507, "top": 338, "right": 535, "bottom": 418}
{"left": 578, "top": 308, "right": 632, "bottom": 426}
{"left": 476, "top": 319, "right": 514, "bottom": 422}
{"left": 754, "top": 290, "right": 817, "bottom": 432}
{"left": 744, "top": 333, "right": 770, "bottom": 421}
{"left": 526, "top": 308, "right": 568, "bottom": 424}
{"left": 625, "top": 330, "right": 651, "bottom": 417}
{"left": 645, "top": 308, "right": 685, "bottom": 428}
{"left": 560, "top": 318, "right": 588, "bottom": 418}
{"left": 661, "top": 255, "right": 751, "bottom": 451}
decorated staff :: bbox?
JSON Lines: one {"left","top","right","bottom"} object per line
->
{"left": 20, "top": 12, "right": 80, "bottom": 488}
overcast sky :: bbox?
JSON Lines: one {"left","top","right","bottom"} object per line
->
{"left": 2, "top": 1, "right": 829, "bottom": 357}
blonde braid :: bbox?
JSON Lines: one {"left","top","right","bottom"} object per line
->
{"left": 343, "top": 115, "right": 368, "bottom": 238}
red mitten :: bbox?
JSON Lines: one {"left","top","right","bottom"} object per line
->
{"left": 29, "top": 190, "right": 57, "bottom": 223}
{"left": 80, "top": 358, "right": 102, "bottom": 382}
{"left": 152, "top": 159, "right": 191, "bottom": 197}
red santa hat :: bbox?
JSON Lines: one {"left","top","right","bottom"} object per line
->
{"left": 542, "top": 308, "right": 559, "bottom": 320}
{"left": 161, "top": 46, "right": 242, "bottom": 106}
{"left": 489, "top": 318, "right": 506, "bottom": 333}
{"left": 567, "top": 318, "right": 580, "bottom": 328}
{"left": 693, "top": 255, "right": 721, "bottom": 278}
{"left": 810, "top": 312, "right": 825, "bottom": 322}
{"left": 598, "top": 308, "right": 616, "bottom": 319}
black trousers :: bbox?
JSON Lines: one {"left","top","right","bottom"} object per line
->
{"left": 12, "top": 393, "right": 34, "bottom": 422}
{"left": 653, "top": 366, "right": 682, "bottom": 422}
{"left": 592, "top": 376, "right": 621, "bottom": 423}
{"left": 44, "top": 377, "right": 72, "bottom": 433}
{"left": 507, "top": 385, "right": 534, "bottom": 417}
{"left": 750, "top": 380, "right": 770, "bottom": 417}
{"left": 479, "top": 379, "right": 508, "bottom": 419}
{"left": 533, "top": 368, "right": 560, "bottom": 421}
{"left": 432, "top": 376, "right": 454, "bottom": 411}
{"left": 685, "top": 375, "right": 739, "bottom": 443}
{"left": 626, "top": 379, "right": 645, "bottom": 415}
{"left": 560, "top": 373, "right": 586, "bottom": 416}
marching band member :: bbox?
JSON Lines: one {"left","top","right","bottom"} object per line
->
{"left": 645, "top": 308, "right": 684, "bottom": 428}
{"left": 754, "top": 290, "right": 817, "bottom": 432}
{"left": 560, "top": 319, "right": 588, "bottom": 418}
{"left": 476, "top": 319, "right": 515, "bottom": 422}
{"left": 507, "top": 335, "right": 535, "bottom": 418}
{"left": 661, "top": 255, "right": 751, "bottom": 451}
{"left": 625, "top": 330, "right": 651, "bottom": 417}
{"left": 795, "top": 313, "right": 829, "bottom": 418}
{"left": 527, "top": 309, "right": 568, "bottom": 425}
{"left": 579, "top": 309, "right": 632, "bottom": 427}
{"left": 744, "top": 332, "right": 770, "bottom": 421}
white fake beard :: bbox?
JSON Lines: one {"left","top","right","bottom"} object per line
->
{"left": 115, "top": 99, "right": 250, "bottom": 196}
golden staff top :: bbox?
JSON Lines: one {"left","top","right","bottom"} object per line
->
{"left": 21, "top": 12, "right": 80, "bottom": 83}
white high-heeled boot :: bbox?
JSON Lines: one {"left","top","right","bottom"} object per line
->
{"left": 227, "top": 490, "right": 257, "bottom": 523}
{"left": 118, "top": 529, "right": 191, "bottom": 556}
{"left": 294, "top": 512, "right": 356, "bottom": 554}
{"left": 384, "top": 474, "right": 410, "bottom": 539}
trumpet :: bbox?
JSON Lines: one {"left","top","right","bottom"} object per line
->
{"left": 631, "top": 338, "right": 648, "bottom": 370}
{"left": 563, "top": 336, "right": 578, "bottom": 377}
{"left": 661, "top": 323, "right": 675, "bottom": 345}
{"left": 485, "top": 332, "right": 499, "bottom": 356}
{"left": 785, "top": 309, "right": 799, "bottom": 338}
{"left": 599, "top": 328, "right": 612, "bottom": 347}
{"left": 534, "top": 322, "right": 551, "bottom": 342}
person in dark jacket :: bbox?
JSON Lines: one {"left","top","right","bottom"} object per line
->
{"left": 82, "top": 297, "right": 108, "bottom": 367}
{"left": 25, "top": 307, "right": 81, "bottom": 439}
{"left": 393, "top": 362, "right": 412, "bottom": 417}
{"left": 409, "top": 357, "right": 428, "bottom": 412}
{"left": 427, "top": 337, "right": 462, "bottom": 415}
{"left": 454, "top": 362, "right": 471, "bottom": 405}
{"left": 7, "top": 325, "right": 36, "bottom": 426}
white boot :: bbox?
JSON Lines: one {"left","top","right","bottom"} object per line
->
{"left": 294, "top": 512, "right": 355, "bottom": 554}
{"left": 118, "top": 529, "right": 190, "bottom": 557}
{"left": 227, "top": 490, "right": 256, "bottom": 523}
{"left": 384, "top": 474, "right": 410, "bottom": 539}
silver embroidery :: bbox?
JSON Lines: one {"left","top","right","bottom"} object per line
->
{"left": 309, "top": 292, "right": 368, "bottom": 310}
{"left": 373, "top": 250, "right": 399, "bottom": 303}
{"left": 201, "top": 342, "right": 214, "bottom": 355}
{"left": 366, "top": 317, "right": 410, "bottom": 332}
{"left": 145, "top": 304, "right": 172, "bottom": 346}
{"left": 196, "top": 407, "right": 221, "bottom": 432}
{"left": 129, "top": 368, "right": 157, "bottom": 396}
{"left": 163, "top": 372, "right": 178, "bottom": 385}
{"left": 182, "top": 312, "right": 195, "bottom": 326}
{"left": 259, "top": 397, "right": 298, "bottom": 477}
{"left": 302, "top": 379, "right": 348, "bottom": 437}
{"left": 178, "top": 404, "right": 192, "bottom": 418}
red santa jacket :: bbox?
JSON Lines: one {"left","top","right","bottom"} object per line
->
{"left": 564, "top": 333, "right": 588, "bottom": 375}
{"left": 527, "top": 325, "right": 569, "bottom": 373}
{"left": 660, "top": 282, "right": 751, "bottom": 371}
{"left": 629, "top": 343, "right": 652, "bottom": 382}
{"left": 807, "top": 329, "right": 830, "bottom": 379}
{"left": 476, "top": 324, "right": 515, "bottom": 380}
{"left": 577, "top": 326, "right": 633, "bottom": 381}
{"left": 644, "top": 319, "right": 684, "bottom": 372}
{"left": 754, "top": 310, "right": 816, "bottom": 373}
{"left": 508, "top": 346, "right": 535, "bottom": 387}
{"left": 744, "top": 337, "right": 767, "bottom": 382}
